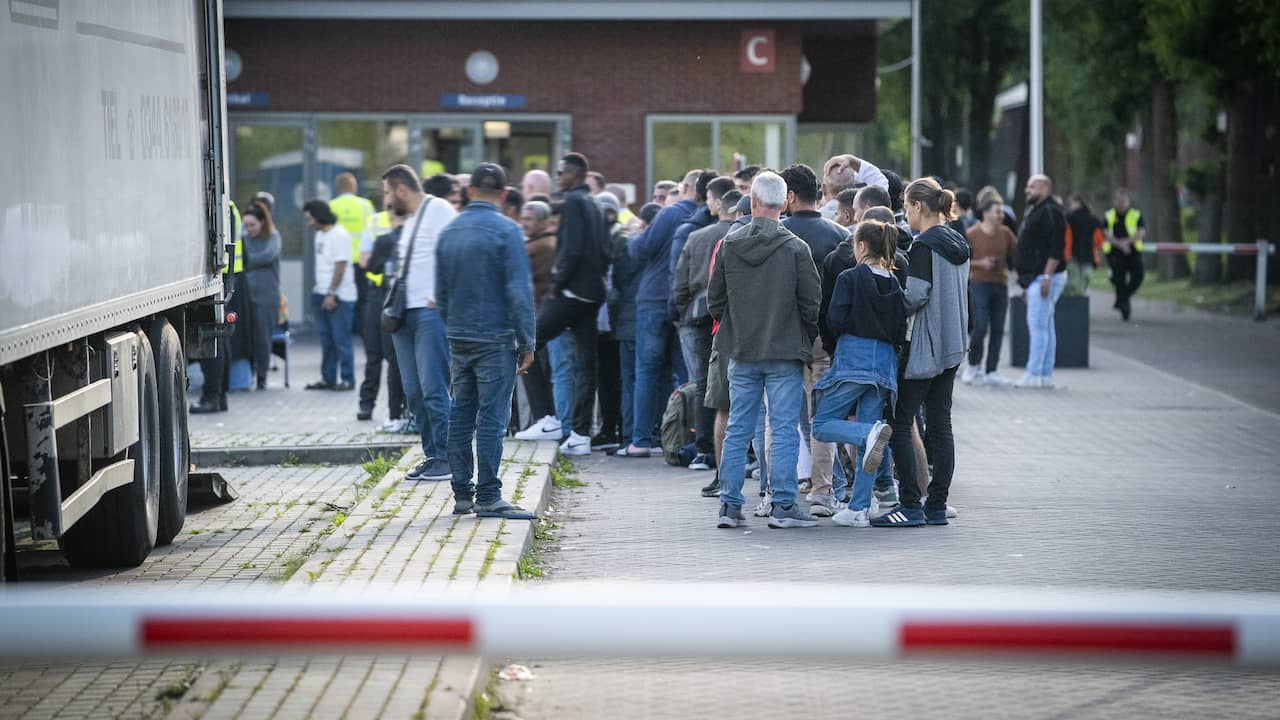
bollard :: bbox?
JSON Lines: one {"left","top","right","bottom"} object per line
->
{"left": 1255, "top": 239, "right": 1270, "bottom": 322}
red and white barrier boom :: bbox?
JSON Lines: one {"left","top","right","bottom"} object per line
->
{"left": 1142, "top": 239, "right": 1273, "bottom": 321}
{"left": 2, "top": 584, "right": 1280, "bottom": 666}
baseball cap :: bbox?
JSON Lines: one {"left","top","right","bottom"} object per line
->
{"left": 736, "top": 194, "right": 752, "bottom": 216}
{"left": 595, "top": 192, "right": 619, "bottom": 215}
{"left": 469, "top": 162, "right": 507, "bottom": 192}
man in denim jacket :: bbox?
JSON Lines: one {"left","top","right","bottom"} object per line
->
{"left": 436, "top": 163, "right": 537, "bottom": 519}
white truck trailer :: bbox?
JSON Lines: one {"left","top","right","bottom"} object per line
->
{"left": 0, "top": 0, "right": 233, "bottom": 576}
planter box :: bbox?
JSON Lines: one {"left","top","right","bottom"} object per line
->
{"left": 1008, "top": 294, "right": 1090, "bottom": 368}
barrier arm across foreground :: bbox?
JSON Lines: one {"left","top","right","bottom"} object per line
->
{"left": 2, "top": 583, "right": 1280, "bottom": 667}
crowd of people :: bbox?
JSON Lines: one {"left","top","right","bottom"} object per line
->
{"left": 198, "top": 146, "right": 1148, "bottom": 526}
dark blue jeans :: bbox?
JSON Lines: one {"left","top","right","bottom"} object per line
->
{"left": 392, "top": 307, "right": 451, "bottom": 461}
{"left": 447, "top": 341, "right": 517, "bottom": 504}
{"left": 631, "top": 302, "right": 687, "bottom": 447}
{"left": 968, "top": 281, "right": 1008, "bottom": 373}
{"left": 311, "top": 293, "right": 355, "bottom": 385}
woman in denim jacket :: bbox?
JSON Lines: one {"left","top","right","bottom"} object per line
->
{"left": 812, "top": 221, "right": 907, "bottom": 528}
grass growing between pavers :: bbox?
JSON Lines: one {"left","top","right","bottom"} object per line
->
{"left": 269, "top": 448, "right": 407, "bottom": 583}
{"left": 550, "top": 455, "right": 585, "bottom": 489}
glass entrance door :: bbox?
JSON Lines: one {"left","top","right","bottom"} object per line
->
{"left": 229, "top": 121, "right": 308, "bottom": 325}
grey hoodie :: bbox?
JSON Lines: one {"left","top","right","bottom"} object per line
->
{"left": 708, "top": 216, "right": 821, "bottom": 364}
{"left": 902, "top": 224, "right": 971, "bottom": 379}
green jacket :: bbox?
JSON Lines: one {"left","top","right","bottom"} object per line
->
{"left": 708, "top": 217, "right": 820, "bottom": 364}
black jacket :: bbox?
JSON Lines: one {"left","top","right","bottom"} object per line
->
{"left": 1015, "top": 197, "right": 1067, "bottom": 288}
{"left": 783, "top": 210, "right": 848, "bottom": 267}
{"left": 552, "top": 184, "right": 610, "bottom": 302}
{"left": 820, "top": 240, "right": 910, "bottom": 355}
{"left": 1066, "top": 207, "right": 1103, "bottom": 266}
{"left": 827, "top": 264, "right": 907, "bottom": 347}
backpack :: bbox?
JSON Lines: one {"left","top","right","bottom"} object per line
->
{"left": 661, "top": 382, "right": 698, "bottom": 465}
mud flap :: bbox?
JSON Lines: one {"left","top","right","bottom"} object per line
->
{"left": 187, "top": 471, "right": 238, "bottom": 509}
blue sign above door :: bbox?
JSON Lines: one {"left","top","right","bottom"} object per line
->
{"left": 440, "top": 93, "right": 526, "bottom": 110}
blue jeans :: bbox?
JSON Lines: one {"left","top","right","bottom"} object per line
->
{"left": 631, "top": 302, "right": 686, "bottom": 447}
{"left": 312, "top": 293, "right": 355, "bottom": 385}
{"left": 752, "top": 403, "right": 770, "bottom": 497}
{"left": 547, "top": 334, "right": 574, "bottom": 434}
{"left": 719, "top": 359, "right": 804, "bottom": 508}
{"left": 620, "top": 338, "right": 636, "bottom": 443}
{"left": 1026, "top": 272, "right": 1068, "bottom": 379}
{"left": 969, "top": 281, "right": 1009, "bottom": 373}
{"left": 812, "top": 381, "right": 892, "bottom": 512}
{"left": 446, "top": 341, "right": 517, "bottom": 504}
{"left": 392, "top": 307, "right": 451, "bottom": 461}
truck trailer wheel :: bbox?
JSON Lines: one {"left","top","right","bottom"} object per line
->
{"left": 60, "top": 330, "right": 161, "bottom": 567}
{"left": 150, "top": 318, "right": 188, "bottom": 546}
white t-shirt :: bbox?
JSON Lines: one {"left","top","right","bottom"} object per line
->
{"left": 314, "top": 225, "right": 357, "bottom": 302}
{"left": 399, "top": 196, "right": 458, "bottom": 308}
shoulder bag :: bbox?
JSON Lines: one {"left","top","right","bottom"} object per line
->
{"left": 381, "top": 197, "right": 431, "bottom": 334}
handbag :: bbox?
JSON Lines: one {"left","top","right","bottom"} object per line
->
{"left": 381, "top": 197, "right": 431, "bottom": 334}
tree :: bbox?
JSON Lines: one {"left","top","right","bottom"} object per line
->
{"left": 1145, "top": 0, "right": 1280, "bottom": 280}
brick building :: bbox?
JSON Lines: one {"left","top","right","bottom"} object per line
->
{"left": 222, "top": 0, "right": 908, "bottom": 315}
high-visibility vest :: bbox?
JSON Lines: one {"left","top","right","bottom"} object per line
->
{"left": 329, "top": 193, "right": 374, "bottom": 263}
{"left": 227, "top": 199, "right": 243, "bottom": 274}
{"left": 1103, "top": 207, "right": 1143, "bottom": 253}
{"left": 420, "top": 159, "right": 445, "bottom": 180}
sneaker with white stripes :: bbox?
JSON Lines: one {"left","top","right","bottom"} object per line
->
{"left": 870, "top": 505, "right": 925, "bottom": 527}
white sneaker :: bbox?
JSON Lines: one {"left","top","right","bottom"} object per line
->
{"left": 869, "top": 501, "right": 899, "bottom": 519}
{"left": 806, "top": 492, "right": 836, "bottom": 517}
{"left": 1015, "top": 373, "right": 1044, "bottom": 389}
{"left": 831, "top": 508, "right": 870, "bottom": 527}
{"left": 752, "top": 495, "right": 772, "bottom": 517}
{"left": 380, "top": 418, "right": 408, "bottom": 433}
{"left": 559, "top": 431, "right": 591, "bottom": 456}
{"left": 960, "top": 364, "right": 981, "bottom": 384}
{"left": 862, "top": 421, "right": 892, "bottom": 475}
{"left": 984, "top": 373, "right": 1012, "bottom": 388}
{"left": 946, "top": 504, "right": 958, "bottom": 519}
{"left": 515, "top": 415, "right": 562, "bottom": 440}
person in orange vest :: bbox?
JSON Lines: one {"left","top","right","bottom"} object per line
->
{"left": 1064, "top": 194, "right": 1106, "bottom": 297}
{"left": 1103, "top": 188, "right": 1146, "bottom": 321}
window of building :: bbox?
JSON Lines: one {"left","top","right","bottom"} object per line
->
{"left": 646, "top": 115, "right": 794, "bottom": 194}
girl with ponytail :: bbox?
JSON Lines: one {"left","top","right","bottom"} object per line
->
{"left": 811, "top": 220, "right": 908, "bottom": 527}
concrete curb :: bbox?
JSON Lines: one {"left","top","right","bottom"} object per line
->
{"left": 192, "top": 441, "right": 413, "bottom": 467}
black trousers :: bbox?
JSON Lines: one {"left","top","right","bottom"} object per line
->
{"left": 889, "top": 365, "right": 957, "bottom": 512}
{"left": 522, "top": 346, "right": 557, "bottom": 422}
{"left": 1108, "top": 250, "right": 1144, "bottom": 308}
{"left": 358, "top": 286, "right": 406, "bottom": 418}
{"left": 535, "top": 296, "right": 599, "bottom": 437}
{"left": 198, "top": 336, "right": 231, "bottom": 404}
{"left": 596, "top": 333, "right": 622, "bottom": 440}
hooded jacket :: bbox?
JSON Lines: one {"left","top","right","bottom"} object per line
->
{"left": 902, "top": 224, "right": 970, "bottom": 380}
{"left": 708, "top": 217, "right": 821, "bottom": 364}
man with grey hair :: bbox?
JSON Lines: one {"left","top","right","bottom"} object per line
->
{"left": 820, "top": 154, "right": 888, "bottom": 220}
{"left": 708, "top": 171, "right": 821, "bottom": 529}
{"left": 521, "top": 169, "right": 552, "bottom": 201}
{"left": 653, "top": 180, "right": 679, "bottom": 206}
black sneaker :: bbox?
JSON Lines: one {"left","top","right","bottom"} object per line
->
{"left": 405, "top": 458, "right": 432, "bottom": 481}
{"left": 870, "top": 505, "right": 926, "bottom": 527}
{"left": 357, "top": 407, "right": 373, "bottom": 421}
{"left": 924, "top": 506, "right": 949, "bottom": 525}
{"left": 453, "top": 497, "right": 475, "bottom": 515}
{"left": 689, "top": 453, "right": 715, "bottom": 471}
{"left": 416, "top": 457, "right": 452, "bottom": 481}
{"left": 701, "top": 475, "right": 721, "bottom": 498}
{"left": 590, "top": 432, "right": 620, "bottom": 452}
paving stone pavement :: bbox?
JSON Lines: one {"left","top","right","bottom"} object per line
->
{"left": 188, "top": 335, "right": 410, "bottom": 451}
{"left": 513, "top": 342, "right": 1280, "bottom": 719}
{"left": 4, "top": 440, "right": 556, "bottom": 719}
